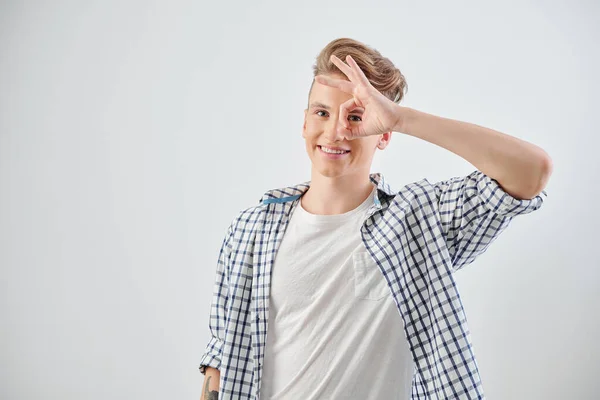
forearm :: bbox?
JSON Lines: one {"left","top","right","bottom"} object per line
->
{"left": 200, "top": 367, "right": 220, "bottom": 400}
{"left": 395, "top": 106, "right": 552, "bottom": 199}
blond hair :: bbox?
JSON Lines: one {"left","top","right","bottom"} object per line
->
{"left": 308, "top": 37, "right": 408, "bottom": 105}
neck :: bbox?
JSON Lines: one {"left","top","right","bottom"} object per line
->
{"left": 300, "top": 169, "right": 375, "bottom": 215}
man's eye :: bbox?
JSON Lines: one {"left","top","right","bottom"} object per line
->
{"left": 315, "top": 110, "right": 360, "bottom": 121}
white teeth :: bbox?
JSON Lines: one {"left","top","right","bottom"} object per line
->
{"left": 320, "top": 146, "right": 348, "bottom": 154}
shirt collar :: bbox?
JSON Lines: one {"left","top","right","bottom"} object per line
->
{"left": 259, "top": 172, "right": 396, "bottom": 207}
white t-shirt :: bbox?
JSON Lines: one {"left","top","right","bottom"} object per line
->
{"left": 259, "top": 184, "right": 414, "bottom": 400}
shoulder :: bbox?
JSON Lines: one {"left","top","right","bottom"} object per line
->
{"left": 387, "top": 176, "right": 436, "bottom": 207}
{"left": 227, "top": 204, "right": 265, "bottom": 233}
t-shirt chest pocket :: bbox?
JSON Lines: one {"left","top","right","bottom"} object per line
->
{"left": 352, "top": 251, "right": 391, "bottom": 301}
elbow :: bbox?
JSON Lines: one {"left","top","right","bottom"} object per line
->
{"left": 523, "top": 152, "right": 553, "bottom": 199}
{"left": 534, "top": 152, "right": 553, "bottom": 195}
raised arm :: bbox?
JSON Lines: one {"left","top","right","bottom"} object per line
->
{"left": 397, "top": 106, "right": 552, "bottom": 200}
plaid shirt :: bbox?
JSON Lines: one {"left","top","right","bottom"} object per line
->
{"left": 199, "top": 169, "right": 547, "bottom": 399}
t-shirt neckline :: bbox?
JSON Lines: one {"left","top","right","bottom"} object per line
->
{"left": 295, "top": 185, "right": 376, "bottom": 225}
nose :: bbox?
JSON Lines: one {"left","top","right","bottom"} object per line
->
{"left": 322, "top": 116, "right": 346, "bottom": 143}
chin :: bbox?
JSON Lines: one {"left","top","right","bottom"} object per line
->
{"left": 312, "top": 164, "right": 348, "bottom": 179}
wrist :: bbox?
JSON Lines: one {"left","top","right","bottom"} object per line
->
{"left": 393, "top": 105, "right": 413, "bottom": 134}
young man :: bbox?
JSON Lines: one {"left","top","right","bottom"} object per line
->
{"left": 199, "top": 38, "right": 552, "bottom": 400}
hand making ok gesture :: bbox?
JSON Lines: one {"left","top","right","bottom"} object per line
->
{"left": 314, "top": 54, "right": 406, "bottom": 140}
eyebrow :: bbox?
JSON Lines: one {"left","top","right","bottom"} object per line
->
{"left": 309, "top": 102, "right": 364, "bottom": 114}
{"left": 309, "top": 102, "right": 331, "bottom": 110}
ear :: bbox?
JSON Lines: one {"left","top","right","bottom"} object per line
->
{"left": 377, "top": 132, "right": 392, "bottom": 149}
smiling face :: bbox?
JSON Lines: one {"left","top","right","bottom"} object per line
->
{"left": 302, "top": 73, "right": 391, "bottom": 179}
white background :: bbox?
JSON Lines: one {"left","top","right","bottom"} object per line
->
{"left": 1, "top": 1, "right": 598, "bottom": 399}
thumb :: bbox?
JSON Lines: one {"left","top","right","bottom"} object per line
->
{"left": 338, "top": 97, "right": 361, "bottom": 139}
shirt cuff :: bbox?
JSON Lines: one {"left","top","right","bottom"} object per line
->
{"left": 198, "top": 336, "right": 223, "bottom": 375}
{"left": 474, "top": 170, "right": 547, "bottom": 218}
